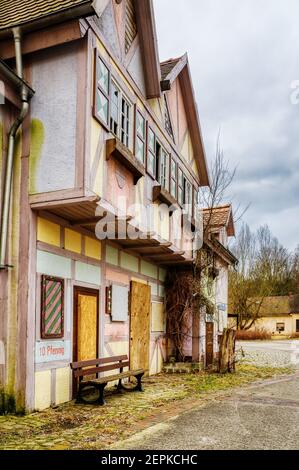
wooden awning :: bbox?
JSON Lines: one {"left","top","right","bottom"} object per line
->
{"left": 31, "top": 196, "right": 194, "bottom": 267}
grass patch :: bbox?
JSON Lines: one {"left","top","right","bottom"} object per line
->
{"left": 0, "top": 364, "right": 293, "bottom": 450}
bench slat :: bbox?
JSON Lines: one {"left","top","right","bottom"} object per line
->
{"left": 71, "top": 355, "right": 128, "bottom": 370}
{"left": 74, "top": 361, "right": 130, "bottom": 378}
{"left": 82, "top": 369, "right": 144, "bottom": 385}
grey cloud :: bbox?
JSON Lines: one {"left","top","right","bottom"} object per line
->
{"left": 154, "top": 0, "right": 299, "bottom": 249}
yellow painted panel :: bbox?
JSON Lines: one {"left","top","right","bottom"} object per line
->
{"left": 151, "top": 302, "right": 165, "bottom": 332}
{"left": 37, "top": 217, "right": 60, "bottom": 247}
{"left": 35, "top": 370, "right": 51, "bottom": 411}
{"left": 64, "top": 228, "right": 81, "bottom": 254}
{"left": 55, "top": 367, "right": 70, "bottom": 405}
{"left": 85, "top": 236, "right": 102, "bottom": 260}
{"left": 78, "top": 294, "right": 98, "bottom": 361}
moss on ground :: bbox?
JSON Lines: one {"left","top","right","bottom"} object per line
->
{"left": 0, "top": 364, "right": 293, "bottom": 450}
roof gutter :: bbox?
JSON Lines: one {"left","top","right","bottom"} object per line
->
{"left": 0, "top": 27, "right": 33, "bottom": 269}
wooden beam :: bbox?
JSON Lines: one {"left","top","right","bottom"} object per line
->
{"left": 145, "top": 251, "right": 185, "bottom": 259}
{"left": 125, "top": 241, "right": 172, "bottom": 251}
{"left": 134, "top": 0, "right": 161, "bottom": 99}
{"left": 0, "top": 20, "right": 85, "bottom": 59}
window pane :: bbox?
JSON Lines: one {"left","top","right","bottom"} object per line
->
{"left": 121, "top": 96, "right": 130, "bottom": 147}
{"left": 136, "top": 111, "right": 145, "bottom": 139}
{"left": 160, "top": 149, "right": 169, "bottom": 190}
{"left": 97, "top": 58, "right": 109, "bottom": 95}
{"left": 136, "top": 136, "right": 145, "bottom": 163}
{"left": 170, "top": 178, "right": 177, "bottom": 198}
{"left": 148, "top": 152, "right": 155, "bottom": 176}
{"left": 96, "top": 89, "right": 109, "bottom": 125}
{"left": 178, "top": 187, "right": 183, "bottom": 206}
{"left": 148, "top": 128, "right": 155, "bottom": 153}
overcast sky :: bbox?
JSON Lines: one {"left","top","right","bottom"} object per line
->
{"left": 153, "top": 0, "right": 299, "bottom": 251}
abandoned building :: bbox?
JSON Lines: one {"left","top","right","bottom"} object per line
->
{"left": 0, "top": 0, "right": 236, "bottom": 412}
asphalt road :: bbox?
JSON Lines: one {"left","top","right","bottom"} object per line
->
{"left": 116, "top": 374, "right": 299, "bottom": 450}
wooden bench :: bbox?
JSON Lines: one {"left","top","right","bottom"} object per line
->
{"left": 70, "top": 355, "right": 144, "bottom": 406}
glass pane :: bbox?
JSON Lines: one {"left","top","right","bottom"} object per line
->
{"left": 96, "top": 89, "right": 109, "bottom": 124}
{"left": 178, "top": 187, "right": 183, "bottom": 206}
{"left": 136, "top": 136, "right": 145, "bottom": 163}
{"left": 137, "top": 111, "right": 145, "bottom": 139}
{"left": 170, "top": 178, "right": 177, "bottom": 198}
{"left": 97, "top": 58, "right": 109, "bottom": 95}
{"left": 171, "top": 159, "right": 176, "bottom": 176}
{"left": 148, "top": 128, "right": 155, "bottom": 153}
{"left": 148, "top": 152, "right": 155, "bottom": 175}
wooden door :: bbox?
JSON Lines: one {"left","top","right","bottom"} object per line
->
{"left": 129, "top": 281, "right": 151, "bottom": 372}
{"left": 205, "top": 322, "right": 214, "bottom": 367}
{"left": 73, "top": 287, "right": 99, "bottom": 380}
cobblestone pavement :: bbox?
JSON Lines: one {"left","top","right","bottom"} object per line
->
{"left": 116, "top": 373, "right": 299, "bottom": 450}
{"left": 236, "top": 340, "right": 299, "bottom": 368}
{"left": 0, "top": 365, "right": 293, "bottom": 450}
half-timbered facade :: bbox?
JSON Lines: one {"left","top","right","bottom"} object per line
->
{"left": 0, "top": 0, "right": 234, "bottom": 412}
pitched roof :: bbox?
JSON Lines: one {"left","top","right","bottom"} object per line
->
{"left": 160, "top": 53, "right": 210, "bottom": 187}
{"left": 259, "top": 295, "right": 299, "bottom": 317}
{"left": 202, "top": 204, "right": 235, "bottom": 237}
{"left": 0, "top": 0, "right": 91, "bottom": 31}
{"left": 160, "top": 57, "right": 182, "bottom": 81}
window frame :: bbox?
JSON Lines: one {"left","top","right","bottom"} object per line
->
{"left": 135, "top": 108, "right": 146, "bottom": 165}
{"left": 159, "top": 145, "right": 170, "bottom": 191}
{"left": 41, "top": 275, "right": 64, "bottom": 340}
{"left": 146, "top": 125, "right": 156, "bottom": 179}
{"left": 93, "top": 50, "right": 111, "bottom": 131}
{"left": 109, "top": 78, "right": 133, "bottom": 150}
{"left": 170, "top": 157, "right": 178, "bottom": 199}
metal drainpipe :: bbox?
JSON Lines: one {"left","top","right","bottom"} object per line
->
{"left": 0, "top": 27, "right": 29, "bottom": 269}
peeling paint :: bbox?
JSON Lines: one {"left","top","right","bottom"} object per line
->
{"left": 29, "top": 119, "right": 45, "bottom": 194}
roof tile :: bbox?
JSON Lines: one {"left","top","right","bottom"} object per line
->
{"left": 0, "top": 0, "right": 90, "bottom": 31}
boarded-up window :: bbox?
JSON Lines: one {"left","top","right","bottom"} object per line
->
{"left": 41, "top": 276, "right": 64, "bottom": 339}
{"left": 111, "top": 284, "right": 129, "bottom": 322}
{"left": 151, "top": 302, "right": 166, "bottom": 332}
{"left": 125, "top": 0, "right": 137, "bottom": 54}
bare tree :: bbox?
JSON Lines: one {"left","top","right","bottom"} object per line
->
{"left": 229, "top": 223, "right": 298, "bottom": 330}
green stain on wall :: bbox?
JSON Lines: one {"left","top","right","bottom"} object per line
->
{"left": 29, "top": 119, "right": 45, "bottom": 194}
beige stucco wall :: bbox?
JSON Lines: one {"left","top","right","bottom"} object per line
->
{"left": 253, "top": 315, "right": 299, "bottom": 336}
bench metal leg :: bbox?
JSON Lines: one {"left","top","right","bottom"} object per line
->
{"left": 97, "top": 383, "right": 107, "bottom": 406}
{"left": 75, "top": 382, "right": 86, "bottom": 404}
{"left": 136, "top": 373, "right": 144, "bottom": 392}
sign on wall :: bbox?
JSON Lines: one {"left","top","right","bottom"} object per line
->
{"left": 35, "top": 340, "right": 71, "bottom": 364}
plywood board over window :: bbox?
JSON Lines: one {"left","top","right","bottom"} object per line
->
{"left": 130, "top": 281, "right": 151, "bottom": 372}
{"left": 41, "top": 275, "right": 64, "bottom": 339}
{"left": 111, "top": 284, "right": 129, "bottom": 322}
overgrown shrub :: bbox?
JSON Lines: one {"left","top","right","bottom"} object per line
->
{"left": 236, "top": 328, "right": 271, "bottom": 341}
